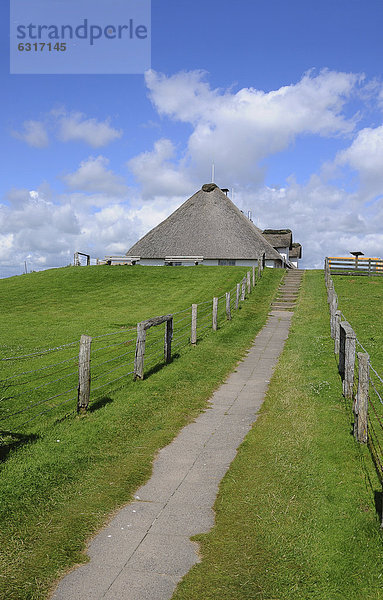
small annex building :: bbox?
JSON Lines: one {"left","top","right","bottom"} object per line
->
{"left": 126, "top": 183, "right": 286, "bottom": 268}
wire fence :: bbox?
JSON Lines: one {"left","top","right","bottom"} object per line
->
{"left": 1, "top": 266, "right": 263, "bottom": 438}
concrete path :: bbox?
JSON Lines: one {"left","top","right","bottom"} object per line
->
{"left": 52, "top": 305, "right": 295, "bottom": 600}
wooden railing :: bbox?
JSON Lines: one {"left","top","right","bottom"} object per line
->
{"left": 327, "top": 256, "right": 383, "bottom": 276}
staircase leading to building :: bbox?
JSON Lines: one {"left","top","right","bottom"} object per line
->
{"left": 270, "top": 269, "right": 304, "bottom": 311}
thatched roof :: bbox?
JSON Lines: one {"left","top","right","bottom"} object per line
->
{"left": 127, "top": 184, "right": 283, "bottom": 262}
{"left": 262, "top": 229, "right": 293, "bottom": 250}
{"left": 290, "top": 242, "right": 302, "bottom": 259}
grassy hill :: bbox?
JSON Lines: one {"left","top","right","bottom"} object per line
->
{"left": 0, "top": 264, "right": 283, "bottom": 600}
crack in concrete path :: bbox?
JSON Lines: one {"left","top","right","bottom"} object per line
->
{"left": 52, "top": 302, "right": 295, "bottom": 600}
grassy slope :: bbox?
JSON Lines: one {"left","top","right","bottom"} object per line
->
{"left": 173, "top": 270, "right": 383, "bottom": 600}
{"left": 0, "top": 266, "right": 283, "bottom": 600}
{"left": 332, "top": 275, "right": 383, "bottom": 367}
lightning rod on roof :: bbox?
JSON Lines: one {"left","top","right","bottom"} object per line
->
{"left": 211, "top": 163, "right": 215, "bottom": 182}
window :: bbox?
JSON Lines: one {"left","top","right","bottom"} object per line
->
{"left": 218, "top": 259, "right": 236, "bottom": 266}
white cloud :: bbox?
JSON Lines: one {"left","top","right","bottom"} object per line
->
{"left": 128, "top": 139, "right": 194, "bottom": 199}
{"left": 56, "top": 110, "right": 122, "bottom": 147}
{"left": 13, "top": 120, "right": 49, "bottom": 148}
{"left": 335, "top": 125, "right": 383, "bottom": 199}
{"left": 12, "top": 109, "right": 122, "bottom": 148}
{"left": 63, "top": 156, "right": 128, "bottom": 197}
{"left": 144, "top": 68, "right": 361, "bottom": 184}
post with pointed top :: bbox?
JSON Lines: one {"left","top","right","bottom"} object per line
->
{"left": 77, "top": 335, "right": 92, "bottom": 414}
{"left": 246, "top": 271, "right": 251, "bottom": 295}
{"left": 191, "top": 304, "right": 197, "bottom": 345}
{"left": 212, "top": 297, "right": 218, "bottom": 331}
{"left": 226, "top": 292, "right": 231, "bottom": 320}
{"left": 235, "top": 283, "right": 240, "bottom": 309}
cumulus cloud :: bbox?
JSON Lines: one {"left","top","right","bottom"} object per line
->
{"left": 56, "top": 110, "right": 122, "bottom": 147}
{"left": 13, "top": 120, "right": 49, "bottom": 148}
{"left": 12, "top": 109, "right": 122, "bottom": 148}
{"left": 128, "top": 139, "right": 194, "bottom": 199}
{"left": 335, "top": 125, "right": 383, "bottom": 199}
{"left": 63, "top": 156, "right": 128, "bottom": 197}
{"left": 144, "top": 68, "right": 361, "bottom": 184}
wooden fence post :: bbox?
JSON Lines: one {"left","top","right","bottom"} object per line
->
{"left": 330, "top": 293, "right": 338, "bottom": 339}
{"left": 246, "top": 271, "right": 251, "bottom": 295}
{"left": 354, "top": 352, "right": 369, "bottom": 443}
{"left": 77, "top": 335, "right": 92, "bottom": 414}
{"left": 334, "top": 310, "right": 341, "bottom": 354}
{"left": 241, "top": 277, "right": 246, "bottom": 301}
{"left": 226, "top": 292, "right": 231, "bottom": 320}
{"left": 252, "top": 265, "right": 256, "bottom": 287}
{"left": 212, "top": 297, "right": 218, "bottom": 330}
{"left": 134, "top": 322, "right": 146, "bottom": 380}
{"left": 339, "top": 321, "right": 356, "bottom": 399}
{"left": 258, "top": 256, "right": 262, "bottom": 279}
{"left": 74, "top": 251, "right": 79, "bottom": 266}
{"left": 164, "top": 318, "right": 173, "bottom": 363}
{"left": 191, "top": 304, "right": 197, "bottom": 345}
{"left": 235, "top": 283, "right": 240, "bottom": 309}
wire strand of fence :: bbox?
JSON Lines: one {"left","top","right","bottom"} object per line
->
{"left": 17, "top": 394, "right": 77, "bottom": 429}
{"left": 370, "top": 364, "right": 383, "bottom": 387}
{"left": 1, "top": 369, "right": 78, "bottom": 401}
{"left": 171, "top": 306, "right": 193, "bottom": 316}
{"left": 91, "top": 339, "right": 135, "bottom": 353}
{"left": 93, "top": 358, "right": 135, "bottom": 382}
{"left": 367, "top": 418, "right": 383, "bottom": 475}
{"left": 368, "top": 393, "right": 383, "bottom": 433}
{"left": 173, "top": 312, "right": 192, "bottom": 326}
{"left": 172, "top": 330, "right": 191, "bottom": 344}
{"left": 91, "top": 349, "right": 136, "bottom": 370}
{"left": 369, "top": 378, "right": 383, "bottom": 408}
{"left": 0, "top": 386, "right": 78, "bottom": 422}
{"left": 0, "top": 339, "right": 82, "bottom": 361}
{"left": 90, "top": 371, "right": 135, "bottom": 397}
{"left": 173, "top": 320, "right": 192, "bottom": 335}
{"left": 92, "top": 327, "right": 136, "bottom": 339}
{"left": 1, "top": 355, "right": 78, "bottom": 383}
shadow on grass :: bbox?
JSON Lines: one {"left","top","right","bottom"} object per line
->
{"left": 144, "top": 352, "right": 183, "bottom": 379}
{"left": 88, "top": 396, "right": 114, "bottom": 413}
{"left": 0, "top": 430, "right": 39, "bottom": 462}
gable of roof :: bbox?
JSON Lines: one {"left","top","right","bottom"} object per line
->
{"left": 127, "top": 184, "right": 283, "bottom": 262}
{"left": 262, "top": 229, "right": 293, "bottom": 250}
{"left": 290, "top": 242, "right": 302, "bottom": 259}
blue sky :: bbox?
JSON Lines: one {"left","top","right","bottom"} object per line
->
{"left": 1, "top": 0, "right": 383, "bottom": 276}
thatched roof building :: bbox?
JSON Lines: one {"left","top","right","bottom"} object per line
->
{"left": 126, "top": 184, "right": 285, "bottom": 267}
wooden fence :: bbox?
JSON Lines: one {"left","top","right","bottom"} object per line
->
{"left": 324, "top": 259, "right": 383, "bottom": 523}
{"left": 1, "top": 258, "right": 266, "bottom": 431}
{"left": 326, "top": 256, "right": 383, "bottom": 276}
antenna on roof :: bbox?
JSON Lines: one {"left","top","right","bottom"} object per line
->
{"left": 211, "top": 163, "right": 215, "bottom": 183}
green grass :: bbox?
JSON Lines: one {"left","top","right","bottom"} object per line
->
{"left": 332, "top": 275, "right": 383, "bottom": 368}
{"left": 172, "top": 270, "right": 383, "bottom": 600}
{"left": 0, "top": 265, "right": 283, "bottom": 600}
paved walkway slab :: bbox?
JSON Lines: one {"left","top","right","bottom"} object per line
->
{"left": 52, "top": 309, "right": 293, "bottom": 600}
